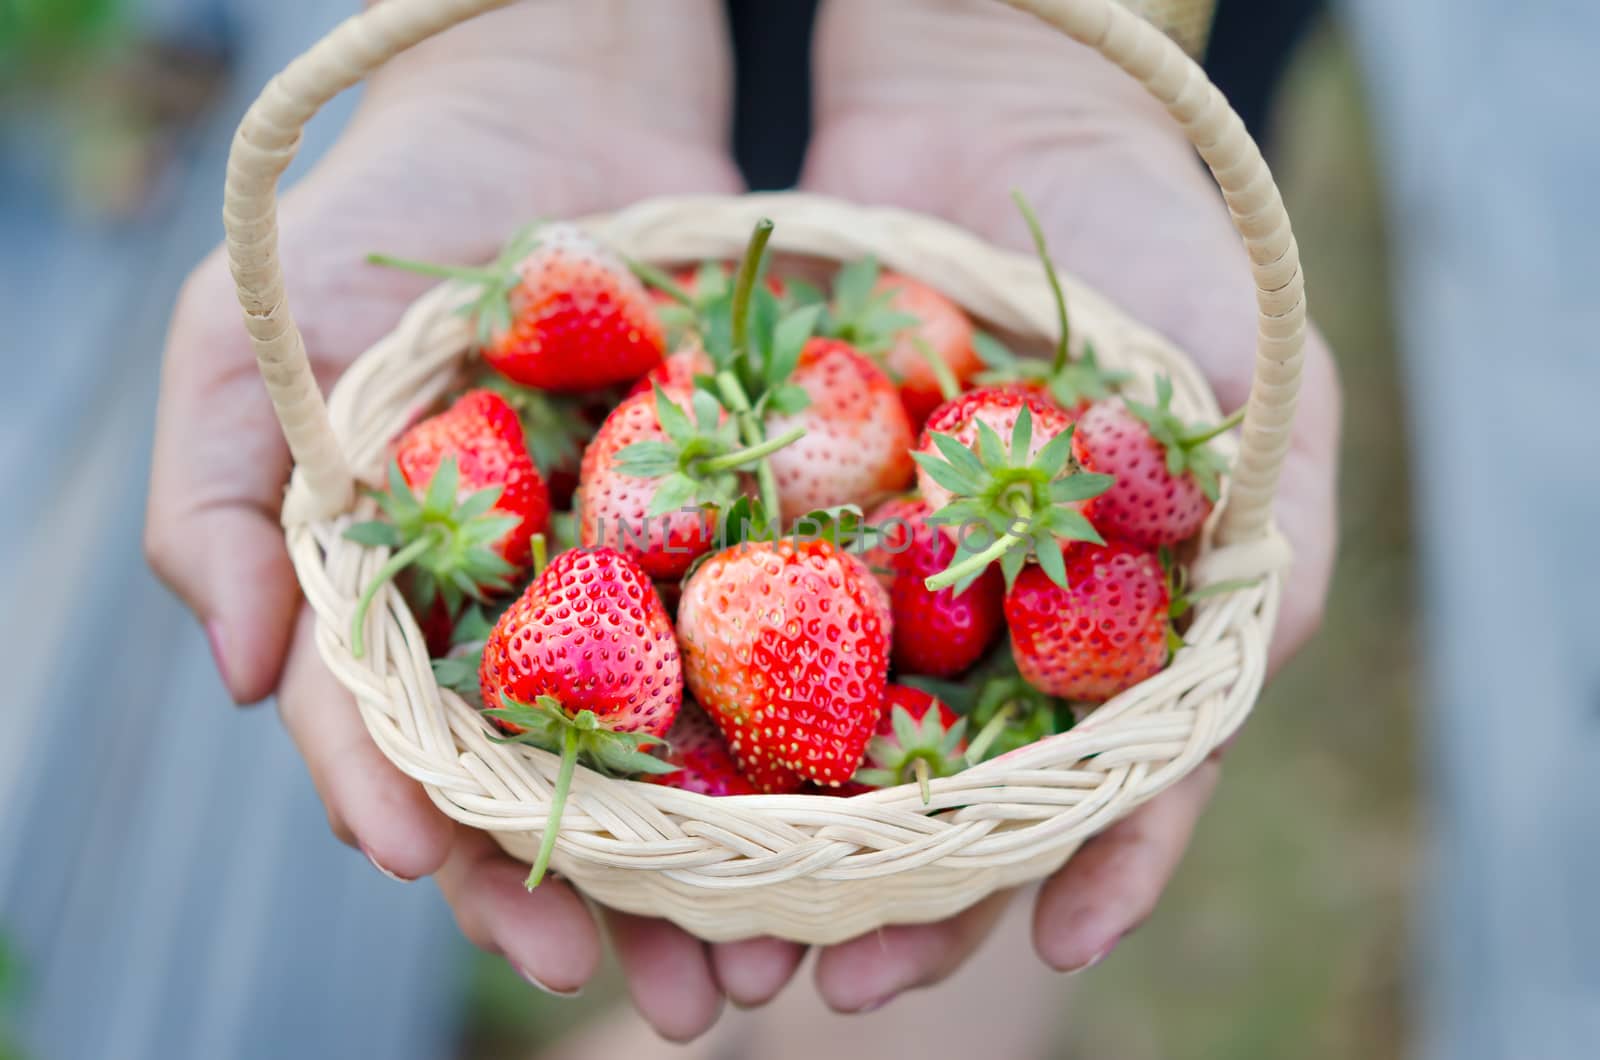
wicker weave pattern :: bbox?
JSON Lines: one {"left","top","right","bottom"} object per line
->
{"left": 223, "top": 0, "right": 1305, "bottom": 943}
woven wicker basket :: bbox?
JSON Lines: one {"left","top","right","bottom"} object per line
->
{"left": 223, "top": 0, "right": 1304, "bottom": 945}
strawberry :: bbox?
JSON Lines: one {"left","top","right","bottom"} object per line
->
{"left": 370, "top": 222, "right": 665, "bottom": 392}
{"left": 1072, "top": 377, "right": 1241, "bottom": 547}
{"left": 874, "top": 272, "right": 981, "bottom": 429}
{"left": 642, "top": 700, "right": 759, "bottom": 797}
{"left": 578, "top": 385, "right": 797, "bottom": 579}
{"left": 479, "top": 547, "right": 682, "bottom": 885}
{"left": 345, "top": 388, "right": 550, "bottom": 657}
{"left": 625, "top": 346, "right": 714, "bottom": 401}
{"left": 812, "top": 258, "right": 981, "bottom": 431}
{"left": 911, "top": 386, "right": 1111, "bottom": 592}
{"left": 969, "top": 194, "right": 1126, "bottom": 416}
{"left": 473, "top": 373, "right": 607, "bottom": 510}
{"left": 850, "top": 684, "right": 968, "bottom": 803}
{"left": 864, "top": 496, "right": 1004, "bottom": 678}
{"left": 677, "top": 528, "right": 892, "bottom": 790}
{"left": 765, "top": 337, "right": 915, "bottom": 522}
{"left": 1004, "top": 539, "right": 1169, "bottom": 702}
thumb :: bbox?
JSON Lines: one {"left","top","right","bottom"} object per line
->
{"left": 145, "top": 498, "right": 301, "bottom": 706}
{"left": 145, "top": 256, "right": 302, "bottom": 704}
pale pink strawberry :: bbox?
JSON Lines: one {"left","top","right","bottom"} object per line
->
{"left": 1072, "top": 378, "right": 1238, "bottom": 547}
{"left": 765, "top": 337, "right": 915, "bottom": 522}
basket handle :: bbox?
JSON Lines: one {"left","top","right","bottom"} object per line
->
{"left": 225, "top": 0, "right": 1303, "bottom": 546}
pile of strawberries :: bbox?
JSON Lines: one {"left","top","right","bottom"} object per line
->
{"left": 347, "top": 199, "right": 1244, "bottom": 887}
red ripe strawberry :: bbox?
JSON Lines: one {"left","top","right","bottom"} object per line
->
{"left": 417, "top": 593, "right": 455, "bottom": 658}
{"left": 677, "top": 536, "right": 892, "bottom": 790}
{"left": 370, "top": 222, "right": 665, "bottom": 392}
{"left": 765, "top": 337, "right": 914, "bottom": 522}
{"left": 1072, "top": 377, "right": 1241, "bottom": 547}
{"left": 625, "top": 346, "right": 714, "bottom": 401}
{"left": 345, "top": 389, "right": 550, "bottom": 657}
{"left": 479, "top": 547, "right": 682, "bottom": 885}
{"left": 642, "top": 700, "right": 759, "bottom": 797}
{"left": 864, "top": 496, "right": 1004, "bottom": 678}
{"left": 1004, "top": 540, "right": 1169, "bottom": 702}
{"left": 850, "top": 684, "right": 969, "bottom": 803}
{"left": 471, "top": 372, "right": 611, "bottom": 511}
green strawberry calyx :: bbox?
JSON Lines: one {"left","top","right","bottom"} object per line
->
{"left": 1159, "top": 546, "right": 1262, "bottom": 656}
{"left": 1127, "top": 376, "right": 1245, "bottom": 504}
{"left": 811, "top": 256, "right": 921, "bottom": 359}
{"left": 476, "top": 375, "right": 594, "bottom": 478}
{"left": 367, "top": 222, "right": 542, "bottom": 348}
{"left": 902, "top": 641, "right": 1077, "bottom": 760}
{"left": 610, "top": 385, "right": 804, "bottom": 517}
{"left": 344, "top": 456, "right": 520, "bottom": 659}
{"left": 484, "top": 693, "right": 677, "bottom": 888}
{"left": 915, "top": 405, "right": 1113, "bottom": 593}
{"left": 853, "top": 702, "right": 969, "bottom": 805}
{"left": 970, "top": 192, "right": 1128, "bottom": 409}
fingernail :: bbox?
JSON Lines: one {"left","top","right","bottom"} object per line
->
{"left": 856, "top": 995, "right": 893, "bottom": 1014}
{"left": 362, "top": 846, "right": 415, "bottom": 883}
{"left": 206, "top": 620, "right": 235, "bottom": 699}
{"left": 1066, "top": 939, "right": 1118, "bottom": 976}
{"left": 515, "top": 965, "right": 583, "bottom": 998}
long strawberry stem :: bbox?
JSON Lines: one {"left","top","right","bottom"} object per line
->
{"left": 528, "top": 718, "right": 581, "bottom": 889}
{"left": 924, "top": 494, "right": 1035, "bottom": 592}
{"left": 627, "top": 258, "right": 695, "bottom": 307}
{"left": 1012, "top": 191, "right": 1071, "bottom": 375}
{"left": 730, "top": 219, "right": 775, "bottom": 356}
{"left": 716, "top": 371, "right": 783, "bottom": 517}
{"left": 351, "top": 533, "right": 438, "bottom": 658}
{"left": 924, "top": 527, "right": 1024, "bottom": 592}
{"left": 1178, "top": 406, "right": 1247, "bottom": 447}
{"left": 911, "top": 757, "right": 933, "bottom": 805}
{"left": 912, "top": 334, "right": 961, "bottom": 401}
{"left": 696, "top": 425, "right": 805, "bottom": 474}
{"left": 365, "top": 252, "right": 503, "bottom": 286}
{"left": 531, "top": 532, "right": 548, "bottom": 577}
{"left": 964, "top": 704, "right": 1018, "bottom": 765}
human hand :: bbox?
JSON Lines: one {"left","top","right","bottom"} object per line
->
{"left": 698, "top": 0, "right": 1341, "bottom": 1013}
{"left": 143, "top": 1, "right": 807, "bottom": 1040}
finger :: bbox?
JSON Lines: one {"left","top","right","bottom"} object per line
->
{"left": 812, "top": 890, "right": 1013, "bottom": 1013}
{"left": 708, "top": 936, "right": 807, "bottom": 1008}
{"left": 1267, "top": 333, "right": 1342, "bottom": 674}
{"left": 146, "top": 255, "right": 300, "bottom": 705}
{"left": 1033, "top": 758, "right": 1221, "bottom": 971}
{"left": 277, "top": 607, "right": 453, "bottom": 880}
{"left": 433, "top": 828, "right": 601, "bottom": 995}
{"left": 604, "top": 909, "right": 724, "bottom": 1042}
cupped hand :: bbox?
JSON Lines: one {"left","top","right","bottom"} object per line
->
{"left": 740, "top": 0, "right": 1342, "bottom": 1012}
{"left": 143, "top": 0, "right": 801, "bottom": 1041}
